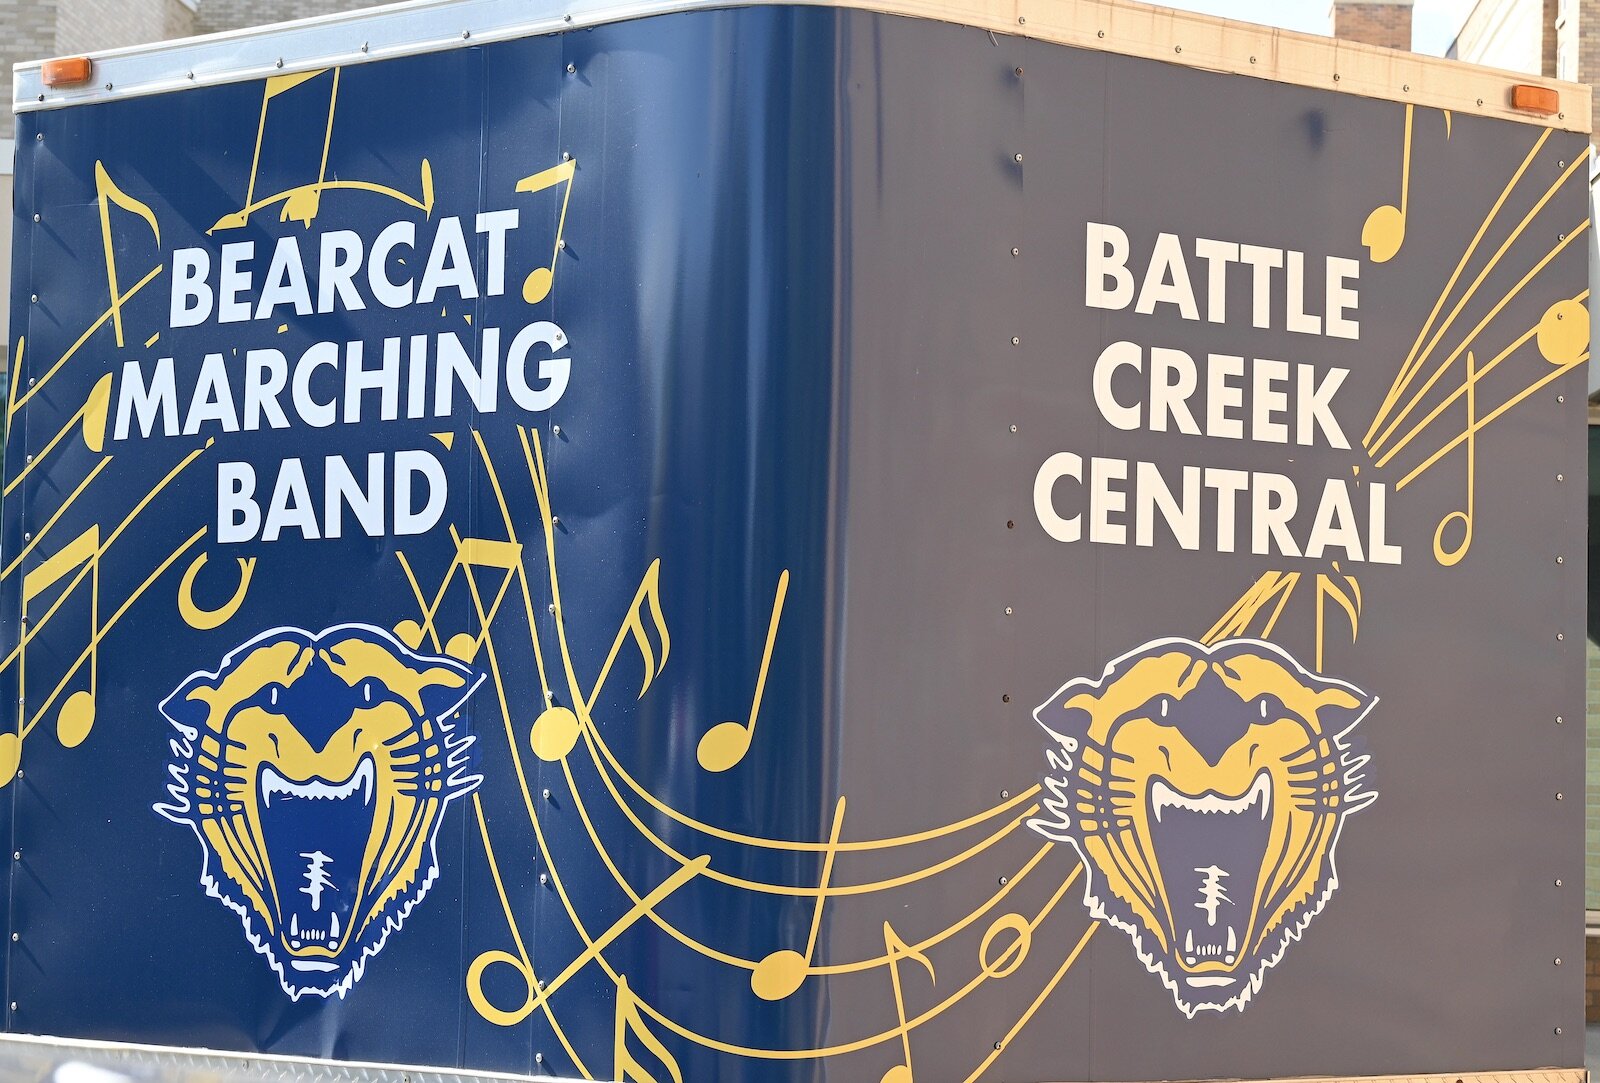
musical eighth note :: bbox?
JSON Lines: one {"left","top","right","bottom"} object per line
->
{"left": 1363, "top": 104, "right": 1413, "bottom": 264}
{"left": 698, "top": 569, "right": 789, "bottom": 772}
{"left": 95, "top": 162, "right": 160, "bottom": 349}
{"left": 1432, "top": 350, "right": 1476, "bottom": 567}
{"left": 615, "top": 975, "right": 683, "bottom": 1083}
{"left": 750, "top": 797, "right": 846, "bottom": 1001}
{"left": 880, "top": 922, "right": 936, "bottom": 1083}
{"left": 516, "top": 158, "right": 576, "bottom": 304}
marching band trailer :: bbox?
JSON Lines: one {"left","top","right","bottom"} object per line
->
{"left": 1, "top": 0, "right": 1592, "bottom": 1080}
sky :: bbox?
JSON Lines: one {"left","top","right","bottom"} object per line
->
{"left": 1155, "top": 0, "right": 1477, "bottom": 57}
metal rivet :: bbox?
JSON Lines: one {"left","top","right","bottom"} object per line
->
{"left": 542, "top": 788, "right": 552, "bottom": 800}
{"left": 551, "top": 515, "right": 561, "bottom": 527}
{"left": 999, "top": 876, "right": 1009, "bottom": 886}
{"left": 1558, "top": 633, "right": 1565, "bottom": 641}
{"left": 34, "top": 134, "right": 42, "bottom": 142}
{"left": 1558, "top": 395, "right": 1566, "bottom": 403}
{"left": 1556, "top": 1028, "right": 1564, "bottom": 1036}
{"left": 552, "top": 424, "right": 562, "bottom": 436}
{"left": 567, "top": 63, "right": 576, "bottom": 73}
{"left": 23, "top": 533, "right": 31, "bottom": 542}
{"left": 562, "top": 151, "right": 572, "bottom": 161}
{"left": 1001, "top": 789, "right": 1010, "bottom": 799}
{"left": 535, "top": 1053, "right": 544, "bottom": 1065}
{"left": 1477, "top": 98, "right": 1484, "bottom": 106}
{"left": 1004, "top": 607, "right": 1014, "bottom": 616}
{"left": 1557, "top": 556, "right": 1564, "bottom": 564}
{"left": 361, "top": 41, "right": 369, "bottom": 52}
{"left": 1002, "top": 694, "right": 1011, "bottom": 703}
{"left": 9, "top": 1003, "right": 16, "bottom": 1012}
{"left": 31, "top": 213, "right": 39, "bottom": 223}
{"left": 25, "top": 455, "right": 33, "bottom": 465}
{"left": 1011, "top": 336, "right": 1021, "bottom": 345}
{"left": 1097, "top": 30, "right": 1105, "bottom": 38}
{"left": 29, "top": 295, "right": 37, "bottom": 304}
{"left": 35, "top": 94, "right": 42, "bottom": 102}
{"left": 994, "top": 1041, "right": 1004, "bottom": 1051}
{"left": 1014, "top": 66, "right": 1024, "bottom": 76}
{"left": 1250, "top": 56, "right": 1257, "bottom": 63}
{"left": 1559, "top": 112, "right": 1565, "bottom": 120}
{"left": 564, "top": 12, "right": 573, "bottom": 20}
{"left": 1557, "top": 878, "right": 1564, "bottom": 886}
{"left": 1556, "top": 957, "right": 1563, "bottom": 965}
{"left": 103, "top": 83, "right": 112, "bottom": 91}
{"left": 1557, "top": 474, "right": 1564, "bottom": 481}
{"left": 1011, "top": 247, "right": 1020, "bottom": 256}
{"left": 1560, "top": 160, "right": 1567, "bottom": 168}
{"left": 462, "top": 30, "right": 471, "bottom": 38}
{"left": 1174, "top": 45, "right": 1182, "bottom": 53}
{"left": 11, "top": 853, "right": 17, "bottom": 862}
{"left": 1333, "top": 73, "right": 1341, "bottom": 81}
{"left": 1009, "top": 424, "right": 1018, "bottom": 433}
{"left": 1557, "top": 716, "right": 1564, "bottom": 724}
{"left": 1560, "top": 233, "right": 1567, "bottom": 241}
{"left": 187, "top": 71, "right": 195, "bottom": 80}
{"left": 539, "top": 872, "right": 549, "bottom": 884}
{"left": 1017, "top": 15, "right": 1025, "bottom": 24}
{"left": 1402, "top": 83, "right": 1409, "bottom": 92}
{"left": 275, "top": 58, "right": 284, "bottom": 68}
{"left": 1013, "top": 152, "right": 1023, "bottom": 163}
{"left": 547, "top": 603, "right": 556, "bottom": 614}
{"left": 9, "top": 933, "right": 16, "bottom": 943}
{"left": 1006, "top": 520, "right": 1015, "bottom": 529}
{"left": 1557, "top": 792, "right": 1564, "bottom": 800}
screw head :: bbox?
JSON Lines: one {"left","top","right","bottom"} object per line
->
{"left": 1556, "top": 957, "right": 1563, "bottom": 965}
{"left": 1011, "top": 336, "right": 1021, "bottom": 345}
{"left": 462, "top": 29, "right": 471, "bottom": 38}
{"left": 1402, "top": 83, "right": 1409, "bottom": 92}
{"left": 552, "top": 424, "right": 562, "bottom": 436}
{"left": 1557, "top": 792, "right": 1564, "bottom": 800}
{"left": 998, "top": 876, "right": 1009, "bottom": 886}
{"left": 31, "top": 213, "right": 39, "bottom": 222}
{"left": 1017, "top": 15, "right": 1025, "bottom": 23}
{"left": 1557, "top": 879, "right": 1564, "bottom": 886}
{"left": 1013, "top": 152, "right": 1023, "bottom": 163}
{"left": 567, "top": 63, "right": 576, "bottom": 73}
{"left": 9, "top": 1003, "right": 15, "bottom": 1012}
{"left": 35, "top": 133, "right": 42, "bottom": 141}
{"left": 1477, "top": 98, "right": 1484, "bottom": 106}
{"left": 1011, "top": 247, "right": 1020, "bottom": 256}
{"left": 30, "top": 295, "right": 37, "bottom": 304}
{"left": 1556, "top": 1027, "right": 1564, "bottom": 1036}
{"left": 535, "top": 1053, "right": 544, "bottom": 1064}
{"left": 994, "top": 1041, "right": 1004, "bottom": 1051}
{"left": 1004, "top": 606, "right": 1014, "bottom": 616}
{"left": 542, "top": 788, "right": 552, "bottom": 800}
{"left": 1333, "top": 73, "right": 1341, "bottom": 81}
{"left": 564, "top": 12, "right": 573, "bottom": 20}
{"left": 1559, "top": 395, "right": 1566, "bottom": 403}
{"left": 187, "top": 71, "right": 194, "bottom": 79}
{"left": 1557, "top": 474, "right": 1565, "bottom": 482}
{"left": 539, "top": 872, "right": 549, "bottom": 885}
{"left": 1014, "top": 66, "right": 1024, "bottom": 76}
{"left": 547, "top": 603, "right": 557, "bottom": 614}
{"left": 1001, "top": 789, "right": 1010, "bottom": 799}
{"left": 1009, "top": 424, "right": 1018, "bottom": 433}
{"left": 9, "top": 933, "right": 15, "bottom": 943}
{"left": 275, "top": 57, "right": 284, "bottom": 68}
{"left": 1557, "top": 716, "right": 1565, "bottom": 724}
{"left": 1560, "top": 161, "right": 1567, "bottom": 168}
{"left": 361, "top": 41, "right": 369, "bottom": 52}
{"left": 11, "top": 852, "right": 18, "bottom": 861}
{"left": 1557, "top": 556, "right": 1564, "bottom": 564}
{"left": 1002, "top": 694, "right": 1011, "bottom": 703}
{"left": 1558, "top": 633, "right": 1565, "bottom": 641}
{"left": 1174, "top": 44, "right": 1182, "bottom": 53}
{"left": 1098, "top": 29, "right": 1106, "bottom": 37}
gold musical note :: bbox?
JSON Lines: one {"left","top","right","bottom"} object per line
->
{"left": 95, "top": 162, "right": 160, "bottom": 349}
{"left": 1431, "top": 350, "right": 1477, "bottom": 568}
{"left": 750, "top": 797, "right": 846, "bottom": 1000}
{"left": 880, "top": 922, "right": 936, "bottom": 1083}
{"left": 467, "top": 854, "right": 709, "bottom": 1027}
{"left": 177, "top": 551, "right": 256, "bottom": 630}
{"left": 1363, "top": 105, "right": 1412, "bottom": 263}
{"left": 4, "top": 373, "right": 114, "bottom": 498}
{"left": 698, "top": 569, "right": 788, "bottom": 772}
{"left": 614, "top": 975, "right": 683, "bottom": 1083}
{"left": 1315, "top": 564, "right": 1361, "bottom": 671}
{"left": 211, "top": 69, "right": 433, "bottom": 233}
{"left": 516, "top": 158, "right": 577, "bottom": 304}
{"left": 582, "top": 559, "right": 670, "bottom": 709}
{"left": 9, "top": 526, "right": 103, "bottom": 782}
{"left": 977, "top": 912, "right": 1032, "bottom": 980}
{"left": 1537, "top": 297, "right": 1589, "bottom": 366}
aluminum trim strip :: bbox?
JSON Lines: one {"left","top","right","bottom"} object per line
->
{"left": 10, "top": 0, "right": 1593, "bottom": 133}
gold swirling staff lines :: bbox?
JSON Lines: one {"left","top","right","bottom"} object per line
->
{"left": 404, "top": 515, "right": 1067, "bottom": 996}
{"left": 508, "top": 425, "right": 1045, "bottom": 851}
{"left": 1363, "top": 124, "right": 1558, "bottom": 447}
{"left": 402, "top": 434, "right": 1097, "bottom": 1068}
{"left": 0, "top": 441, "right": 212, "bottom": 783}
{"left": 496, "top": 427, "right": 1045, "bottom": 897}
{"left": 1367, "top": 220, "right": 1589, "bottom": 463}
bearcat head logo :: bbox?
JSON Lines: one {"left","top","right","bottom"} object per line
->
{"left": 1028, "top": 637, "right": 1375, "bottom": 1017}
{"left": 155, "top": 624, "right": 485, "bottom": 1000}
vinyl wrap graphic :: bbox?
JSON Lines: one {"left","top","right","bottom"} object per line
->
{"left": 0, "top": 9, "right": 1587, "bottom": 1082}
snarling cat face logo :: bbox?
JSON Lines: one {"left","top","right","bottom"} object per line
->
{"left": 155, "top": 624, "right": 484, "bottom": 1000}
{"left": 1029, "top": 637, "right": 1375, "bottom": 1016}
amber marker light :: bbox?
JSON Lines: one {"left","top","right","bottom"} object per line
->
{"left": 41, "top": 57, "right": 92, "bottom": 87}
{"left": 1510, "top": 84, "right": 1560, "bottom": 117}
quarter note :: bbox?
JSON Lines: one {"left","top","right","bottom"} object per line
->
{"left": 697, "top": 569, "right": 788, "bottom": 772}
{"left": 1363, "top": 104, "right": 1413, "bottom": 264}
{"left": 3, "top": 372, "right": 113, "bottom": 499}
{"left": 516, "top": 158, "right": 577, "bottom": 304}
{"left": 750, "top": 797, "right": 846, "bottom": 1000}
{"left": 881, "top": 922, "right": 935, "bottom": 1083}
